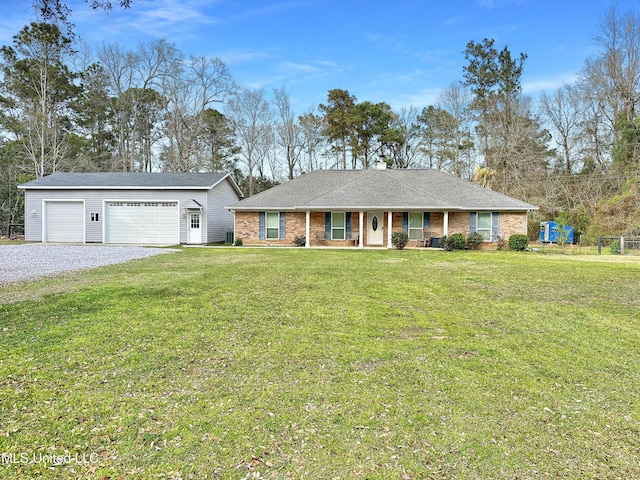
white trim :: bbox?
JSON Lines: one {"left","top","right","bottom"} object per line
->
{"left": 331, "top": 211, "right": 346, "bottom": 240}
{"left": 265, "top": 211, "right": 280, "bottom": 240}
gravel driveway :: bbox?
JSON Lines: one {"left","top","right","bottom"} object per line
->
{"left": 0, "top": 244, "right": 178, "bottom": 285}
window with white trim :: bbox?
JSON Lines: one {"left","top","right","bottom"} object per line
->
{"left": 409, "top": 212, "right": 423, "bottom": 240}
{"left": 332, "top": 212, "right": 345, "bottom": 240}
{"left": 477, "top": 212, "right": 492, "bottom": 241}
{"left": 266, "top": 212, "right": 279, "bottom": 239}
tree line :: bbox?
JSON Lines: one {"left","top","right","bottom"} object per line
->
{"left": 2, "top": 4, "right": 640, "bottom": 242}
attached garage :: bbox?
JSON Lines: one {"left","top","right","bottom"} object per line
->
{"left": 104, "top": 201, "right": 179, "bottom": 244}
{"left": 44, "top": 200, "right": 84, "bottom": 243}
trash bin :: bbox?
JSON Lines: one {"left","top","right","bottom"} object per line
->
{"left": 225, "top": 231, "right": 234, "bottom": 244}
{"left": 431, "top": 237, "right": 440, "bottom": 248}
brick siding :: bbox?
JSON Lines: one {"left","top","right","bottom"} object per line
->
{"left": 235, "top": 210, "right": 528, "bottom": 247}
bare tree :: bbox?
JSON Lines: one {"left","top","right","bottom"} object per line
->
{"left": 225, "top": 88, "right": 273, "bottom": 196}
{"left": 272, "top": 86, "right": 303, "bottom": 179}
{"left": 298, "top": 109, "right": 324, "bottom": 171}
{"left": 581, "top": 4, "right": 640, "bottom": 171}
{"left": 436, "top": 83, "right": 475, "bottom": 178}
{"left": 98, "top": 38, "right": 184, "bottom": 171}
{"left": 539, "top": 84, "right": 584, "bottom": 173}
{"left": 162, "top": 56, "right": 235, "bottom": 172}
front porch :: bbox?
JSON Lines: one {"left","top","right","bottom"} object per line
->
{"left": 234, "top": 210, "right": 477, "bottom": 248}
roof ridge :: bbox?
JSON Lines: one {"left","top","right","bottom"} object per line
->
{"left": 378, "top": 169, "right": 451, "bottom": 205}
{"left": 298, "top": 169, "right": 369, "bottom": 206}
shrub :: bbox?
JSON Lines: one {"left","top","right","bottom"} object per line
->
{"left": 508, "top": 234, "right": 528, "bottom": 251}
{"left": 467, "top": 232, "right": 483, "bottom": 250}
{"left": 610, "top": 240, "right": 620, "bottom": 255}
{"left": 234, "top": 238, "right": 243, "bottom": 246}
{"left": 391, "top": 231, "right": 409, "bottom": 250}
{"left": 439, "top": 235, "right": 451, "bottom": 251}
{"left": 496, "top": 236, "right": 506, "bottom": 251}
{"left": 450, "top": 233, "right": 466, "bottom": 250}
{"left": 293, "top": 235, "right": 306, "bottom": 247}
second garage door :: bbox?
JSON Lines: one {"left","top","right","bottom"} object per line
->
{"left": 105, "top": 201, "right": 179, "bottom": 244}
{"left": 45, "top": 201, "right": 84, "bottom": 242}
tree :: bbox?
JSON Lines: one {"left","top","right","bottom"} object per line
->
{"left": 417, "top": 105, "right": 460, "bottom": 171}
{"left": 462, "top": 38, "right": 527, "bottom": 173}
{"left": 351, "top": 101, "right": 397, "bottom": 169}
{"left": 162, "top": 55, "right": 235, "bottom": 172}
{"left": 201, "top": 108, "right": 239, "bottom": 172}
{"left": 0, "top": 22, "right": 80, "bottom": 178}
{"left": 436, "top": 83, "right": 475, "bottom": 178}
{"left": 273, "top": 86, "right": 303, "bottom": 179}
{"left": 318, "top": 89, "right": 357, "bottom": 169}
{"left": 225, "top": 88, "right": 272, "bottom": 196}
{"left": 387, "top": 106, "right": 421, "bottom": 169}
{"left": 539, "top": 84, "right": 584, "bottom": 173}
{"left": 581, "top": 4, "right": 640, "bottom": 172}
{"left": 298, "top": 109, "right": 324, "bottom": 171}
{"left": 34, "top": 0, "right": 132, "bottom": 34}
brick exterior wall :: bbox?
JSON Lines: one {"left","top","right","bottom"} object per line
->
{"left": 234, "top": 210, "right": 528, "bottom": 248}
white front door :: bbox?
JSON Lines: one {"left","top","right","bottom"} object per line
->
{"left": 367, "top": 211, "right": 384, "bottom": 245}
{"left": 188, "top": 212, "right": 202, "bottom": 244}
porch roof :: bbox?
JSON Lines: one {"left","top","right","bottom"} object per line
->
{"left": 228, "top": 169, "right": 538, "bottom": 212}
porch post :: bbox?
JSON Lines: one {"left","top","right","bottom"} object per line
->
{"left": 443, "top": 211, "right": 449, "bottom": 236}
{"left": 305, "top": 210, "right": 310, "bottom": 247}
{"left": 358, "top": 211, "right": 364, "bottom": 248}
{"left": 387, "top": 211, "right": 393, "bottom": 248}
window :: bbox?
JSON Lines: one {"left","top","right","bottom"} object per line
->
{"left": 190, "top": 213, "right": 200, "bottom": 229}
{"left": 266, "top": 212, "right": 279, "bottom": 239}
{"left": 409, "top": 212, "right": 423, "bottom": 240}
{"left": 332, "top": 212, "right": 345, "bottom": 240}
{"left": 477, "top": 212, "right": 492, "bottom": 241}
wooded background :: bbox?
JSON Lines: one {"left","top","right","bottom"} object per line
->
{"left": 2, "top": 2, "right": 639, "bottom": 242}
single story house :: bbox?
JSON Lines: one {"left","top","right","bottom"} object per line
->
{"left": 228, "top": 167, "right": 538, "bottom": 248}
{"left": 19, "top": 172, "right": 243, "bottom": 244}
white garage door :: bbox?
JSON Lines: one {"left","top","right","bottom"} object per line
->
{"left": 45, "top": 201, "right": 84, "bottom": 243}
{"left": 105, "top": 201, "right": 179, "bottom": 244}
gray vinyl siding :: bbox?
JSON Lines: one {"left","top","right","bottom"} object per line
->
{"left": 207, "top": 178, "right": 239, "bottom": 243}
{"left": 24, "top": 187, "right": 238, "bottom": 244}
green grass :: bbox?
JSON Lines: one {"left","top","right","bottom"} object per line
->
{"left": 1, "top": 248, "right": 640, "bottom": 479}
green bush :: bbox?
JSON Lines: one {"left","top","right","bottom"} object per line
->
{"left": 508, "top": 234, "right": 528, "bottom": 251}
{"left": 467, "top": 232, "right": 482, "bottom": 250}
{"left": 450, "top": 233, "right": 466, "bottom": 250}
{"left": 610, "top": 240, "right": 620, "bottom": 255}
{"left": 234, "top": 238, "right": 243, "bottom": 246}
{"left": 391, "top": 231, "right": 409, "bottom": 250}
{"left": 439, "top": 235, "right": 452, "bottom": 251}
{"left": 467, "top": 232, "right": 483, "bottom": 249}
{"left": 293, "top": 235, "right": 306, "bottom": 247}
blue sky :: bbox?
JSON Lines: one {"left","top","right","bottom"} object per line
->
{"left": 2, "top": 0, "right": 639, "bottom": 112}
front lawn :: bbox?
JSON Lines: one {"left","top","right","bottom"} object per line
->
{"left": 1, "top": 248, "right": 639, "bottom": 479}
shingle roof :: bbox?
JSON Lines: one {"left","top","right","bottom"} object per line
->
{"left": 19, "top": 172, "right": 238, "bottom": 191}
{"left": 229, "top": 169, "right": 537, "bottom": 211}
